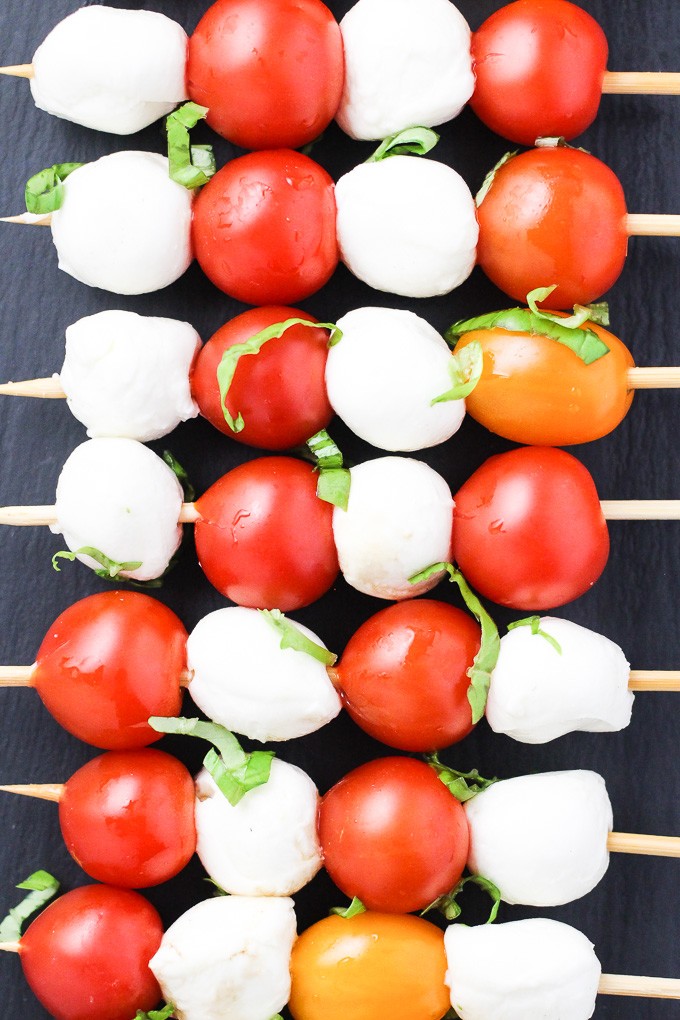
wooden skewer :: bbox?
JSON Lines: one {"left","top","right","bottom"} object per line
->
{"left": 0, "top": 213, "right": 51, "bottom": 227}
{"left": 607, "top": 831, "right": 680, "bottom": 858}
{"left": 599, "top": 974, "right": 680, "bottom": 999}
{"left": 627, "top": 366, "right": 680, "bottom": 388}
{"left": 0, "top": 942, "right": 20, "bottom": 953}
{"left": 0, "top": 377, "right": 64, "bottom": 398}
{"left": 603, "top": 71, "right": 680, "bottom": 95}
{"left": 628, "top": 670, "right": 680, "bottom": 691}
{"left": 0, "top": 504, "right": 201, "bottom": 525}
{"left": 0, "top": 665, "right": 194, "bottom": 688}
{"left": 0, "top": 784, "right": 64, "bottom": 802}
{"left": 0, "top": 63, "right": 33, "bottom": 79}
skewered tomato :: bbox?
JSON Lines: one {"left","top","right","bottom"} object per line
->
{"left": 476, "top": 146, "right": 629, "bottom": 308}
{"left": 192, "top": 149, "right": 338, "bottom": 305}
{"left": 335, "top": 600, "right": 480, "bottom": 751}
{"left": 471, "top": 0, "right": 608, "bottom": 144}
{"left": 191, "top": 306, "right": 332, "bottom": 449}
{"left": 19, "top": 885, "right": 163, "bottom": 1020}
{"left": 318, "top": 757, "right": 469, "bottom": 913}
{"left": 454, "top": 316, "right": 635, "bottom": 444}
{"left": 187, "top": 0, "right": 344, "bottom": 150}
{"left": 32, "top": 592, "right": 186, "bottom": 749}
{"left": 194, "top": 457, "right": 339, "bottom": 610}
{"left": 289, "top": 910, "right": 450, "bottom": 1020}
{"left": 452, "top": 447, "right": 609, "bottom": 609}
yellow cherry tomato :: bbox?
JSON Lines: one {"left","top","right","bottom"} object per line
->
{"left": 456, "top": 319, "right": 635, "bottom": 445}
{"left": 288, "top": 911, "right": 450, "bottom": 1020}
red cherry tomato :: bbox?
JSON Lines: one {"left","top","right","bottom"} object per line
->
{"left": 471, "top": 0, "right": 608, "bottom": 144}
{"left": 191, "top": 306, "right": 332, "bottom": 450}
{"left": 452, "top": 446, "right": 610, "bottom": 610}
{"left": 192, "top": 150, "right": 338, "bottom": 306}
{"left": 32, "top": 592, "right": 187, "bottom": 749}
{"left": 19, "top": 885, "right": 163, "bottom": 1020}
{"left": 476, "top": 146, "right": 629, "bottom": 308}
{"left": 335, "top": 600, "right": 480, "bottom": 751}
{"left": 289, "top": 911, "right": 450, "bottom": 1020}
{"left": 318, "top": 757, "right": 469, "bottom": 914}
{"left": 58, "top": 749, "right": 196, "bottom": 888}
{"left": 187, "top": 0, "right": 344, "bottom": 151}
{"left": 194, "top": 456, "right": 339, "bottom": 610}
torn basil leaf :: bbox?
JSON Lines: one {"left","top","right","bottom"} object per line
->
{"left": 166, "top": 102, "right": 215, "bottom": 189}
{"left": 261, "top": 608, "right": 337, "bottom": 666}
{"left": 52, "top": 547, "right": 142, "bottom": 580}
{"left": 427, "top": 753, "right": 497, "bottom": 803}
{"left": 507, "top": 616, "right": 562, "bottom": 654}
{"left": 475, "top": 149, "right": 518, "bottom": 206}
{"left": 134, "top": 1005, "right": 176, "bottom": 1020}
{"left": 0, "top": 870, "right": 60, "bottom": 942}
{"left": 306, "top": 429, "right": 351, "bottom": 511}
{"left": 25, "top": 162, "right": 83, "bottom": 215}
{"left": 162, "top": 450, "right": 195, "bottom": 502}
{"left": 366, "top": 126, "right": 439, "bottom": 163}
{"left": 426, "top": 875, "right": 501, "bottom": 924}
{"left": 431, "top": 341, "right": 483, "bottom": 404}
{"left": 330, "top": 897, "right": 366, "bottom": 919}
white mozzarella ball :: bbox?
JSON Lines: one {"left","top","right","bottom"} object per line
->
{"left": 150, "top": 895, "right": 296, "bottom": 1020}
{"left": 194, "top": 759, "right": 321, "bottom": 896}
{"left": 333, "top": 457, "right": 453, "bottom": 599}
{"left": 335, "top": 156, "right": 478, "bottom": 297}
{"left": 50, "top": 152, "right": 193, "bottom": 295}
{"left": 445, "top": 919, "right": 601, "bottom": 1020}
{"left": 326, "top": 307, "right": 465, "bottom": 451}
{"left": 465, "top": 771, "right": 613, "bottom": 906}
{"left": 50, "top": 438, "right": 183, "bottom": 581}
{"left": 31, "top": 7, "right": 188, "bottom": 135}
{"left": 486, "top": 617, "right": 634, "bottom": 743}
{"left": 187, "top": 607, "right": 341, "bottom": 742}
{"left": 337, "top": 0, "right": 474, "bottom": 140}
{"left": 59, "top": 310, "right": 200, "bottom": 441}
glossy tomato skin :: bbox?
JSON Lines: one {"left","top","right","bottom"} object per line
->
{"left": 192, "top": 150, "right": 338, "bottom": 306}
{"left": 195, "top": 457, "right": 339, "bottom": 610}
{"left": 187, "top": 0, "right": 344, "bottom": 151}
{"left": 289, "top": 911, "right": 450, "bottom": 1020}
{"left": 20, "top": 885, "right": 163, "bottom": 1020}
{"left": 452, "top": 446, "right": 609, "bottom": 610}
{"left": 191, "top": 306, "right": 332, "bottom": 449}
{"left": 476, "top": 147, "right": 629, "bottom": 308}
{"left": 59, "top": 749, "right": 197, "bottom": 888}
{"left": 457, "top": 318, "right": 635, "bottom": 444}
{"left": 32, "top": 592, "right": 187, "bottom": 749}
{"left": 336, "top": 600, "right": 480, "bottom": 751}
{"left": 318, "top": 757, "right": 469, "bottom": 914}
{"left": 471, "top": 0, "right": 608, "bottom": 144}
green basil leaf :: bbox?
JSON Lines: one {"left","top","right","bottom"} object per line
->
{"left": 306, "top": 429, "right": 351, "bottom": 511}
{"left": 261, "top": 608, "right": 337, "bottom": 666}
{"left": 431, "top": 342, "right": 483, "bottom": 404}
{"left": 134, "top": 1005, "right": 176, "bottom": 1020}
{"left": 166, "top": 102, "right": 215, "bottom": 189}
{"left": 427, "top": 753, "right": 497, "bottom": 803}
{"left": 475, "top": 149, "right": 518, "bottom": 207}
{"left": 51, "top": 547, "right": 142, "bottom": 579}
{"left": 25, "top": 163, "right": 83, "bottom": 215}
{"left": 506, "top": 616, "right": 563, "bottom": 654}
{"left": 526, "top": 285, "right": 611, "bottom": 334}
{"left": 162, "top": 450, "right": 195, "bottom": 502}
{"left": 216, "top": 318, "right": 340, "bottom": 433}
{"left": 330, "top": 897, "right": 366, "bottom": 919}
{"left": 0, "top": 870, "right": 60, "bottom": 942}
{"left": 366, "top": 126, "right": 439, "bottom": 163}
{"left": 426, "top": 875, "right": 501, "bottom": 924}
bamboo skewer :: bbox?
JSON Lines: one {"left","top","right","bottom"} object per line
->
{"left": 0, "top": 665, "right": 194, "bottom": 688}
{"left": 603, "top": 71, "right": 680, "bottom": 95}
{"left": 599, "top": 974, "right": 680, "bottom": 998}
{"left": 0, "top": 63, "right": 33, "bottom": 79}
{"left": 0, "top": 784, "right": 63, "bottom": 802}
{"left": 607, "top": 831, "right": 680, "bottom": 858}
{"left": 0, "top": 504, "right": 201, "bottom": 525}
{"left": 0, "top": 377, "right": 64, "bottom": 398}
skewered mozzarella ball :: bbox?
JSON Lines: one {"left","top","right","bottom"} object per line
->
{"left": 150, "top": 895, "right": 296, "bottom": 1020}
{"left": 444, "top": 918, "right": 601, "bottom": 1020}
{"left": 326, "top": 307, "right": 465, "bottom": 450}
{"left": 194, "top": 758, "right": 321, "bottom": 896}
{"left": 335, "top": 155, "right": 478, "bottom": 297}
{"left": 332, "top": 456, "right": 453, "bottom": 599}
{"left": 465, "top": 770, "right": 613, "bottom": 905}
{"left": 59, "top": 310, "right": 200, "bottom": 441}
{"left": 336, "top": 0, "right": 474, "bottom": 140}
{"left": 186, "top": 607, "right": 341, "bottom": 742}
{"left": 30, "top": 7, "right": 188, "bottom": 134}
{"left": 50, "top": 151, "right": 193, "bottom": 294}
{"left": 51, "top": 438, "right": 184, "bottom": 582}
{"left": 486, "top": 617, "right": 634, "bottom": 742}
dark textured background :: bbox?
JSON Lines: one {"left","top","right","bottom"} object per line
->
{"left": 0, "top": 0, "right": 679, "bottom": 1016}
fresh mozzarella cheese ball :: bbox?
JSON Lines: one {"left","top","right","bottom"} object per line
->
{"left": 59, "top": 310, "right": 200, "bottom": 441}
{"left": 445, "top": 919, "right": 601, "bottom": 1020}
{"left": 335, "top": 156, "right": 478, "bottom": 297}
{"left": 150, "top": 895, "right": 296, "bottom": 1020}
{"left": 194, "top": 759, "right": 321, "bottom": 896}
{"left": 337, "top": 0, "right": 474, "bottom": 140}
{"left": 326, "top": 307, "right": 465, "bottom": 451}
{"left": 187, "top": 607, "right": 341, "bottom": 742}
{"left": 51, "top": 438, "right": 183, "bottom": 581}
{"left": 31, "top": 7, "right": 188, "bottom": 135}
{"left": 333, "top": 457, "right": 453, "bottom": 599}
{"left": 50, "top": 152, "right": 193, "bottom": 295}
{"left": 486, "top": 617, "right": 634, "bottom": 743}
{"left": 465, "top": 771, "right": 613, "bottom": 906}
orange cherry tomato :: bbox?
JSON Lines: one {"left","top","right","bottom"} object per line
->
{"left": 288, "top": 911, "right": 450, "bottom": 1020}
{"left": 456, "top": 318, "right": 635, "bottom": 444}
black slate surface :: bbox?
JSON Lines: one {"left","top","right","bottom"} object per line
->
{"left": 0, "top": 0, "right": 679, "bottom": 1016}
